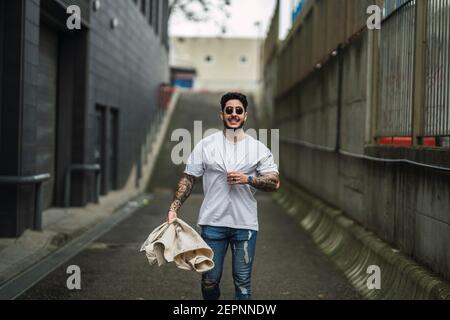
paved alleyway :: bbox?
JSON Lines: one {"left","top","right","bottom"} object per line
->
{"left": 18, "top": 93, "right": 360, "bottom": 300}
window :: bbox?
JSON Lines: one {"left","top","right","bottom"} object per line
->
{"left": 205, "top": 55, "right": 213, "bottom": 63}
{"left": 240, "top": 56, "right": 248, "bottom": 64}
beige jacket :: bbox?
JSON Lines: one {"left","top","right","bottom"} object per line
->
{"left": 140, "top": 218, "right": 214, "bottom": 273}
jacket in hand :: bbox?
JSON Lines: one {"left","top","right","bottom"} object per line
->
{"left": 140, "top": 218, "right": 214, "bottom": 273}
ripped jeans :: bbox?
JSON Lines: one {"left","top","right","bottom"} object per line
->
{"left": 200, "top": 225, "right": 257, "bottom": 300}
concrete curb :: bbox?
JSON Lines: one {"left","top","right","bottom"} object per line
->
{"left": 273, "top": 178, "right": 450, "bottom": 300}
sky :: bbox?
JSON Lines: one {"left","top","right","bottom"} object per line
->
{"left": 169, "top": 0, "right": 281, "bottom": 39}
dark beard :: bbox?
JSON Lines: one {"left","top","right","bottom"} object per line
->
{"left": 223, "top": 119, "right": 245, "bottom": 131}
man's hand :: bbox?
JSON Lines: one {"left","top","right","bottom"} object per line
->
{"left": 227, "top": 172, "right": 249, "bottom": 185}
{"left": 166, "top": 174, "right": 197, "bottom": 224}
{"left": 167, "top": 210, "right": 177, "bottom": 224}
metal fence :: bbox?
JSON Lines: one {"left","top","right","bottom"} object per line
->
{"left": 264, "top": 0, "right": 279, "bottom": 66}
{"left": 273, "top": 0, "right": 450, "bottom": 146}
{"left": 376, "top": 0, "right": 415, "bottom": 137}
{"left": 384, "top": 0, "right": 414, "bottom": 17}
{"left": 376, "top": 0, "right": 450, "bottom": 141}
{"left": 276, "top": 0, "right": 374, "bottom": 97}
{"left": 425, "top": 0, "right": 450, "bottom": 137}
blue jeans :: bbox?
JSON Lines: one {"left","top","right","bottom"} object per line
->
{"left": 200, "top": 225, "right": 257, "bottom": 300}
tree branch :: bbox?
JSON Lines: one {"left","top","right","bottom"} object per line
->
{"left": 169, "top": 0, "right": 231, "bottom": 24}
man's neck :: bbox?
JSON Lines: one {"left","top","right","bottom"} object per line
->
{"left": 223, "top": 128, "right": 246, "bottom": 143}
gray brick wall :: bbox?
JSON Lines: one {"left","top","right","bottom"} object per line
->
{"left": 86, "top": 0, "right": 169, "bottom": 190}
{"left": 0, "top": 0, "right": 169, "bottom": 236}
{"left": 0, "top": 0, "right": 41, "bottom": 236}
{"left": 23, "top": 0, "right": 40, "bottom": 177}
{"left": 19, "top": 0, "right": 41, "bottom": 230}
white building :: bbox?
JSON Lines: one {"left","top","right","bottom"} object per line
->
{"left": 170, "top": 36, "right": 262, "bottom": 93}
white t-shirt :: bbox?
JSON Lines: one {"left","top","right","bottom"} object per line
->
{"left": 184, "top": 131, "right": 279, "bottom": 231}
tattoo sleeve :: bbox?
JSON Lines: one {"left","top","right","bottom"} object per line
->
{"left": 169, "top": 174, "right": 197, "bottom": 213}
{"left": 250, "top": 172, "right": 280, "bottom": 192}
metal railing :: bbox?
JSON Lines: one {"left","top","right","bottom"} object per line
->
{"left": 377, "top": 0, "right": 415, "bottom": 137}
{"left": 280, "top": 136, "right": 450, "bottom": 172}
{"left": 425, "top": 0, "right": 450, "bottom": 137}
{"left": 276, "top": 0, "right": 374, "bottom": 97}
{"left": 263, "top": 0, "right": 279, "bottom": 65}
{"left": 0, "top": 173, "right": 51, "bottom": 231}
{"left": 271, "top": 0, "right": 450, "bottom": 147}
{"left": 375, "top": 0, "right": 450, "bottom": 142}
{"left": 64, "top": 164, "right": 101, "bottom": 208}
{"left": 384, "top": 0, "right": 414, "bottom": 18}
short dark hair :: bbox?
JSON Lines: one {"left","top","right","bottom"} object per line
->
{"left": 220, "top": 92, "right": 248, "bottom": 111}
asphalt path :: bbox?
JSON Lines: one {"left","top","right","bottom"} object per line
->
{"left": 18, "top": 93, "right": 360, "bottom": 300}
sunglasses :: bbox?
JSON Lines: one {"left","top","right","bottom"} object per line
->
{"left": 224, "top": 106, "right": 245, "bottom": 115}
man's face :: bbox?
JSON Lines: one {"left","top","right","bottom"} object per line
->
{"left": 220, "top": 99, "right": 248, "bottom": 130}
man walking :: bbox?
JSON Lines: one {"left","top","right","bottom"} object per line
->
{"left": 167, "top": 92, "right": 280, "bottom": 300}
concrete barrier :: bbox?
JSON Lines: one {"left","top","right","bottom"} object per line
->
{"left": 273, "top": 178, "right": 450, "bottom": 300}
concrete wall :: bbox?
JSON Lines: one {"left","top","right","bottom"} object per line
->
{"left": 275, "top": 31, "right": 450, "bottom": 281}
{"left": 258, "top": 56, "right": 277, "bottom": 127}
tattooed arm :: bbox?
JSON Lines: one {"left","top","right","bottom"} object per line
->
{"left": 227, "top": 171, "right": 280, "bottom": 193}
{"left": 167, "top": 173, "right": 197, "bottom": 223}
{"left": 250, "top": 172, "right": 280, "bottom": 192}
